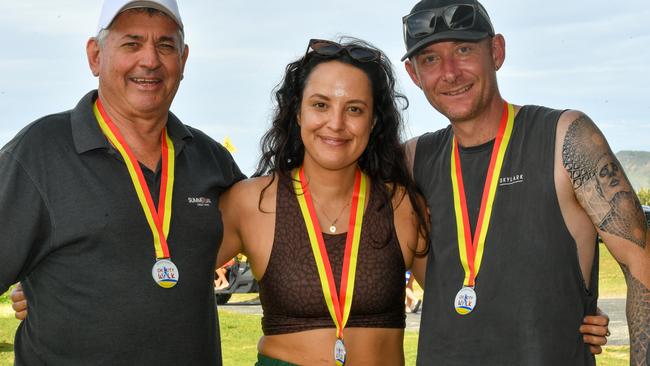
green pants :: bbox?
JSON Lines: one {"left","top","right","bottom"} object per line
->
{"left": 255, "top": 353, "right": 298, "bottom": 366}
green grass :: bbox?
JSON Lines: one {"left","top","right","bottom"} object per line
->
{"left": 598, "top": 346, "right": 632, "bottom": 365}
{"left": 599, "top": 242, "right": 627, "bottom": 298}
{"left": 0, "top": 286, "right": 12, "bottom": 305}
{"left": 218, "top": 310, "right": 262, "bottom": 365}
{"left": 404, "top": 330, "right": 418, "bottom": 364}
{"left": 0, "top": 305, "right": 18, "bottom": 366}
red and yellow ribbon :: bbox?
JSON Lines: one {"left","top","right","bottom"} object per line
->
{"left": 93, "top": 98, "right": 175, "bottom": 260}
{"left": 293, "top": 167, "right": 367, "bottom": 339}
{"left": 451, "top": 102, "right": 515, "bottom": 287}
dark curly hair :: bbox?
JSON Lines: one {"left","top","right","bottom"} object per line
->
{"left": 254, "top": 37, "right": 429, "bottom": 256}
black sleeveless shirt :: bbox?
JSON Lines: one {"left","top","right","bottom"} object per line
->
{"left": 413, "top": 106, "right": 598, "bottom": 365}
{"left": 258, "top": 173, "right": 406, "bottom": 335}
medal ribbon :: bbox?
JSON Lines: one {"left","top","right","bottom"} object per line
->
{"left": 451, "top": 102, "right": 514, "bottom": 287}
{"left": 293, "top": 167, "right": 367, "bottom": 339}
{"left": 93, "top": 99, "right": 175, "bottom": 259}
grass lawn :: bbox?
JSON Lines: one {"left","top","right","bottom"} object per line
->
{"left": 0, "top": 305, "right": 18, "bottom": 366}
{"left": 599, "top": 242, "right": 627, "bottom": 298}
{"left": 219, "top": 309, "right": 262, "bottom": 365}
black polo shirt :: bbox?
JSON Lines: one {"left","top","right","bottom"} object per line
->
{"left": 0, "top": 90, "right": 245, "bottom": 365}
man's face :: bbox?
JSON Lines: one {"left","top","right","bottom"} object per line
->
{"left": 87, "top": 10, "right": 188, "bottom": 119}
{"left": 404, "top": 36, "right": 504, "bottom": 123}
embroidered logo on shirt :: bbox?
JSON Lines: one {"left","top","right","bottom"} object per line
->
{"left": 499, "top": 174, "right": 525, "bottom": 186}
{"left": 187, "top": 197, "right": 212, "bottom": 207}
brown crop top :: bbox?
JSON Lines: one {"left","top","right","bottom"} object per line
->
{"left": 258, "top": 172, "right": 406, "bottom": 335}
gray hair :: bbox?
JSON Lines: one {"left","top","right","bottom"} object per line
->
{"left": 94, "top": 8, "right": 185, "bottom": 55}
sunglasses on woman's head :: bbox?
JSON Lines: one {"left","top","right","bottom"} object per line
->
{"left": 305, "top": 39, "right": 381, "bottom": 63}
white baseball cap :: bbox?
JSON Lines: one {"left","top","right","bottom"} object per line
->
{"left": 96, "top": 0, "right": 184, "bottom": 34}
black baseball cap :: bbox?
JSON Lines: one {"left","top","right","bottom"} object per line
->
{"left": 401, "top": 0, "right": 494, "bottom": 61}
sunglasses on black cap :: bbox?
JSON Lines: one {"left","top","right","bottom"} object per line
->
{"left": 305, "top": 39, "right": 381, "bottom": 63}
{"left": 403, "top": 4, "right": 493, "bottom": 39}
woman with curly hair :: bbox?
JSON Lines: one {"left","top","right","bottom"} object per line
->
{"left": 217, "top": 37, "right": 429, "bottom": 365}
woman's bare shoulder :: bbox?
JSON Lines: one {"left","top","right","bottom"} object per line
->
{"left": 224, "top": 175, "right": 278, "bottom": 212}
{"left": 231, "top": 175, "right": 275, "bottom": 192}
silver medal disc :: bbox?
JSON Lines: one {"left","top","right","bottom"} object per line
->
{"left": 454, "top": 286, "right": 477, "bottom": 315}
{"left": 151, "top": 259, "right": 179, "bottom": 288}
{"left": 334, "top": 338, "right": 346, "bottom": 365}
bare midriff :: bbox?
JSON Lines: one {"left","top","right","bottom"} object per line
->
{"left": 258, "top": 327, "right": 405, "bottom": 365}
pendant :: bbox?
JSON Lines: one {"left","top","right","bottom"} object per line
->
{"left": 329, "top": 225, "right": 337, "bottom": 233}
{"left": 334, "top": 338, "right": 346, "bottom": 365}
{"left": 454, "top": 286, "right": 477, "bottom": 315}
{"left": 152, "top": 259, "right": 179, "bottom": 288}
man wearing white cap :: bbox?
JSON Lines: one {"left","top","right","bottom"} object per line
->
{"left": 0, "top": 1, "right": 243, "bottom": 364}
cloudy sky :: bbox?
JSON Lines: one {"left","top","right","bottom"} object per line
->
{"left": 1, "top": 1, "right": 648, "bottom": 173}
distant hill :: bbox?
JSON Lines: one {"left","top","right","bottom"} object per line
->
{"left": 617, "top": 151, "right": 650, "bottom": 191}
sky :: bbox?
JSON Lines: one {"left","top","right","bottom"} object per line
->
{"left": 1, "top": 1, "right": 649, "bottom": 174}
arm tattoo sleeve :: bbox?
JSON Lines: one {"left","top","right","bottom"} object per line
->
{"left": 562, "top": 115, "right": 647, "bottom": 248}
{"left": 621, "top": 265, "right": 650, "bottom": 366}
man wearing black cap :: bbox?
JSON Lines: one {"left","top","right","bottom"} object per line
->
{"left": 0, "top": 0, "right": 243, "bottom": 364}
{"left": 402, "top": 0, "right": 650, "bottom": 365}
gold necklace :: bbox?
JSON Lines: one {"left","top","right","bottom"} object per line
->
{"left": 312, "top": 197, "right": 351, "bottom": 234}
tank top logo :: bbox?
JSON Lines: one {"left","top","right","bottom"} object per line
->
{"left": 499, "top": 173, "right": 525, "bottom": 186}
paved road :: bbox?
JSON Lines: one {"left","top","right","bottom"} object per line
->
{"left": 221, "top": 297, "right": 628, "bottom": 345}
{"left": 599, "top": 298, "right": 628, "bottom": 346}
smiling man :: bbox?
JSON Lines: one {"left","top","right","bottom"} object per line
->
{"left": 0, "top": 0, "right": 243, "bottom": 364}
{"left": 402, "top": 0, "right": 650, "bottom": 365}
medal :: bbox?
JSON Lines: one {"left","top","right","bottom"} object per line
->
{"left": 454, "top": 286, "right": 477, "bottom": 315}
{"left": 334, "top": 338, "right": 347, "bottom": 366}
{"left": 152, "top": 259, "right": 179, "bottom": 288}
{"left": 294, "top": 167, "right": 367, "bottom": 365}
{"left": 94, "top": 99, "right": 178, "bottom": 288}
{"left": 450, "top": 102, "right": 515, "bottom": 314}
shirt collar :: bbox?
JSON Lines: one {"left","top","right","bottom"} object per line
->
{"left": 71, "top": 90, "right": 193, "bottom": 156}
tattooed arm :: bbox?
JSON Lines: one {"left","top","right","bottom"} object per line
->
{"left": 557, "top": 110, "right": 650, "bottom": 365}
